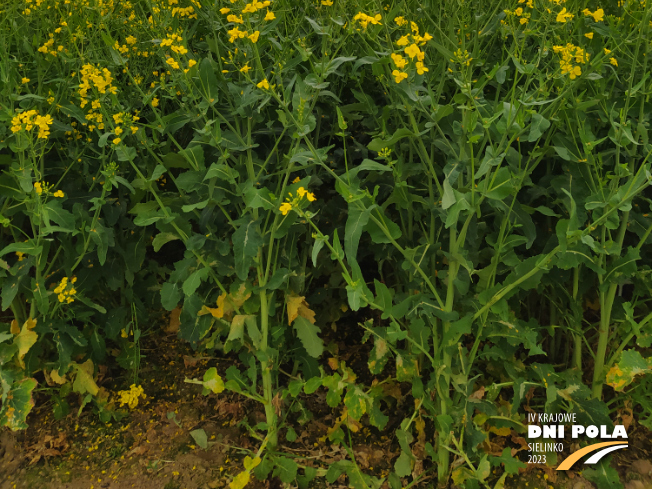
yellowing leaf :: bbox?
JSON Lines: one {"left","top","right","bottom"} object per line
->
{"left": 10, "top": 319, "right": 20, "bottom": 335}
{"left": 14, "top": 320, "right": 38, "bottom": 369}
{"left": 229, "top": 470, "right": 250, "bottom": 489}
{"left": 25, "top": 318, "right": 37, "bottom": 330}
{"left": 203, "top": 367, "right": 225, "bottom": 394}
{"left": 204, "top": 285, "right": 252, "bottom": 320}
{"left": 489, "top": 426, "right": 512, "bottom": 436}
{"left": 72, "top": 360, "right": 99, "bottom": 396}
{"left": 50, "top": 370, "right": 67, "bottom": 385}
{"left": 243, "top": 456, "right": 261, "bottom": 470}
{"left": 286, "top": 294, "right": 316, "bottom": 325}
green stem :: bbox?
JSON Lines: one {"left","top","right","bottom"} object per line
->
{"left": 259, "top": 289, "right": 277, "bottom": 450}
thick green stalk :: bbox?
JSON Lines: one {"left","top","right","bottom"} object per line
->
{"left": 572, "top": 266, "right": 582, "bottom": 370}
{"left": 437, "top": 226, "right": 459, "bottom": 484}
{"left": 592, "top": 204, "right": 631, "bottom": 399}
{"left": 259, "top": 289, "right": 277, "bottom": 450}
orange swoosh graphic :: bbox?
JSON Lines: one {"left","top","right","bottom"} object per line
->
{"left": 557, "top": 441, "right": 628, "bottom": 470}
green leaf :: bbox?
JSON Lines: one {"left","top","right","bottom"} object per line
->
{"left": 326, "top": 461, "right": 353, "bottom": 484}
{"left": 345, "top": 205, "right": 374, "bottom": 270}
{"left": 190, "top": 429, "right": 208, "bottom": 449}
{"left": 198, "top": 58, "right": 219, "bottom": 102}
{"left": 179, "top": 295, "right": 212, "bottom": 347}
{"left": 116, "top": 145, "right": 137, "bottom": 162}
{"left": 368, "top": 128, "right": 414, "bottom": 152}
{"left": 161, "top": 282, "right": 182, "bottom": 311}
{"left": 42, "top": 200, "right": 75, "bottom": 232}
{"left": 583, "top": 463, "right": 624, "bottom": 489}
{"left": 484, "top": 167, "right": 514, "bottom": 200}
{"left": 368, "top": 398, "right": 389, "bottom": 430}
{"left": 304, "top": 376, "right": 321, "bottom": 394}
{"left": 232, "top": 218, "right": 263, "bottom": 280}
{"left": 182, "top": 267, "right": 209, "bottom": 296}
{"left": 204, "top": 163, "right": 238, "bottom": 183}
{"left": 347, "top": 159, "right": 391, "bottom": 180}
{"left": 293, "top": 316, "right": 323, "bottom": 358}
{"left": 0, "top": 240, "right": 42, "bottom": 258}
{"left": 442, "top": 178, "right": 456, "bottom": 209}
{"left": 286, "top": 427, "right": 298, "bottom": 442}
{"left": 528, "top": 113, "right": 551, "bottom": 142}
{"left": 373, "top": 279, "right": 393, "bottom": 317}
{"left": 312, "top": 236, "right": 327, "bottom": 267}
{"left": 491, "top": 448, "right": 526, "bottom": 475}
{"left": 443, "top": 314, "right": 473, "bottom": 347}
{"left": 152, "top": 232, "right": 180, "bottom": 252}
{"left": 394, "top": 451, "right": 412, "bottom": 477}
{"left": 274, "top": 456, "right": 298, "bottom": 483}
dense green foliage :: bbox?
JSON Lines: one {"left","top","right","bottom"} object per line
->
{"left": 1, "top": 0, "right": 652, "bottom": 486}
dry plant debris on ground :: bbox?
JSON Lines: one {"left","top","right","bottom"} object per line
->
{"left": 1, "top": 312, "right": 652, "bottom": 489}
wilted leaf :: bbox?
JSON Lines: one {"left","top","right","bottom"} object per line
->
{"left": 286, "top": 294, "right": 316, "bottom": 325}
{"left": 14, "top": 320, "right": 38, "bottom": 369}
{"left": 606, "top": 350, "right": 652, "bottom": 391}
{"left": 202, "top": 367, "right": 225, "bottom": 394}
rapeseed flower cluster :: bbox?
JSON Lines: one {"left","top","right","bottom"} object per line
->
{"left": 391, "top": 21, "right": 433, "bottom": 82}
{"left": 33, "top": 181, "right": 65, "bottom": 198}
{"left": 11, "top": 110, "right": 53, "bottom": 139}
{"left": 78, "top": 63, "right": 118, "bottom": 103}
{"left": 279, "top": 187, "right": 317, "bottom": 216}
{"left": 582, "top": 8, "right": 605, "bottom": 22}
{"left": 221, "top": 0, "right": 271, "bottom": 43}
{"left": 503, "top": 0, "right": 534, "bottom": 25}
{"left": 353, "top": 12, "right": 382, "bottom": 29}
{"left": 54, "top": 276, "right": 77, "bottom": 304}
{"left": 37, "top": 33, "right": 65, "bottom": 57}
{"left": 112, "top": 112, "right": 141, "bottom": 137}
{"left": 117, "top": 384, "right": 146, "bottom": 409}
{"left": 553, "top": 43, "right": 590, "bottom": 79}
{"left": 556, "top": 7, "right": 574, "bottom": 23}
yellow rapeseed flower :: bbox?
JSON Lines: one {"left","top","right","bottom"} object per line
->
{"left": 264, "top": 11, "right": 275, "bottom": 21}
{"left": 34, "top": 182, "right": 43, "bottom": 195}
{"left": 391, "top": 53, "right": 407, "bottom": 69}
{"left": 556, "top": 8, "right": 574, "bottom": 23}
{"left": 321, "top": 0, "right": 333, "bottom": 5}
{"left": 257, "top": 78, "right": 270, "bottom": 89}
{"left": 394, "top": 16, "right": 407, "bottom": 27}
{"left": 279, "top": 202, "right": 292, "bottom": 215}
{"left": 113, "top": 138, "right": 121, "bottom": 145}
{"left": 404, "top": 44, "right": 420, "bottom": 59}
{"left": 151, "top": 97, "right": 159, "bottom": 107}
{"left": 610, "top": 57, "right": 618, "bottom": 66}
{"left": 392, "top": 70, "right": 408, "bottom": 83}
{"left": 22, "top": 77, "right": 30, "bottom": 84}
{"left": 249, "top": 31, "right": 260, "bottom": 43}
{"left": 585, "top": 32, "right": 594, "bottom": 39}
{"left": 53, "top": 190, "right": 64, "bottom": 198}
